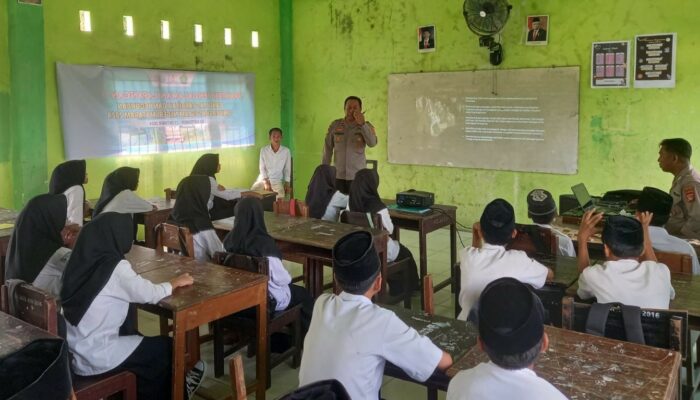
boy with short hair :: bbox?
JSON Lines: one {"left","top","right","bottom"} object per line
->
{"left": 251, "top": 127, "right": 291, "bottom": 199}
{"left": 299, "top": 231, "right": 452, "bottom": 399}
{"left": 447, "top": 278, "right": 566, "bottom": 400}
{"left": 458, "top": 199, "right": 553, "bottom": 321}
{"left": 527, "top": 189, "right": 576, "bottom": 257}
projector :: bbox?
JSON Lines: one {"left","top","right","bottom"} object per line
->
{"left": 396, "top": 190, "right": 434, "bottom": 208}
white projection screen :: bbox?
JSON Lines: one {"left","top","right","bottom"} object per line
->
{"left": 388, "top": 66, "right": 580, "bottom": 174}
{"left": 56, "top": 63, "right": 255, "bottom": 159}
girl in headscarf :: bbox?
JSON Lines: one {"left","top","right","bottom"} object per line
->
{"left": 169, "top": 175, "right": 224, "bottom": 261}
{"left": 191, "top": 153, "right": 241, "bottom": 220}
{"left": 49, "top": 159, "right": 88, "bottom": 226}
{"left": 93, "top": 167, "right": 154, "bottom": 217}
{"left": 305, "top": 164, "right": 348, "bottom": 221}
{"left": 4, "top": 194, "right": 78, "bottom": 298}
{"left": 60, "top": 212, "right": 197, "bottom": 400}
{"left": 348, "top": 169, "right": 419, "bottom": 295}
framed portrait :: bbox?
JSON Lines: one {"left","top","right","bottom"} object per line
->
{"left": 525, "top": 15, "right": 548, "bottom": 46}
{"left": 18, "top": 0, "right": 42, "bottom": 4}
{"left": 418, "top": 25, "right": 436, "bottom": 53}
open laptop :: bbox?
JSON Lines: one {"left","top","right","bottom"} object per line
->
{"left": 571, "top": 183, "right": 595, "bottom": 211}
{"left": 571, "top": 183, "right": 628, "bottom": 213}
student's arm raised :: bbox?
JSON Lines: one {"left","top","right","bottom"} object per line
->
{"left": 636, "top": 211, "right": 658, "bottom": 262}
{"left": 577, "top": 210, "right": 604, "bottom": 272}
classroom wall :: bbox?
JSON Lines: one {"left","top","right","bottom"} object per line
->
{"left": 0, "top": 0, "right": 10, "bottom": 206}
{"left": 291, "top": 0, "right": 700, "bottom": 226}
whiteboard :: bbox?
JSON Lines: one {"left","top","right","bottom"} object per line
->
{"left": 388, "top": 67, "right": 580, "bottom": 174}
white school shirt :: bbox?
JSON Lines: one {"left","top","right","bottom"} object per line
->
{"left": 299, "top": 292, "right": 443, "bottom": 400}
{"left": 32, "top": 247, "right": 71, "bottom": 300}
{"left": 377, "top": 208, "right": 400, "bottom": 262}
{"left": 534, "top": 223, "right": 576, "bottom": 257}
{"left": 648, "top": 225, "right": 700, "bottom": 275}
{"left": 64, "top": 185, "right": 84, "bottom": 226}
{"left": 457, "top": 243, "right": 549, "bottom": 320}
{"left": 193, "top": 229, "right": 225, "bottom": 262}
{"left": 207, "top": 177, "right": 243, "bottom": 210}
{"left": 257, "top": 144, "right": 291, "bottom": 184}
{"left": 268, "top": 256, "right": 292, "bottom": 311}
{"left": 577, "top": 259, "right": 675, "bottom": 309}
{"left": 321, "top": 191, "right": 349, "bottom": 221}
{"left": 101, "top": 190, "right": 153, "bottom": 214}
{"left": 447, "top": 362, "right": 567, "bottom": 400}
{"left": 66, "top": 260, "right": 172, "bottom": 376}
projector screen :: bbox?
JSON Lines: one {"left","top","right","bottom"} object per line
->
{"left": 56, "top": 63, "right": 255, "bottom": 159}
{"left": 388, "top": 67, "right": 580, "bottom": 174}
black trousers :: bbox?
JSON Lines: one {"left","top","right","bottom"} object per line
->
{"left": 388, "top": 244, "right": 420, "bottom": 296}
{"left": 111, "top": 336, "right": 172, "bottom": 400}
{"left": 335, "top": 179, "right": 352, "bottom": 195}
{"left": 287, "top": 283, "right": 314, "bottom": 334}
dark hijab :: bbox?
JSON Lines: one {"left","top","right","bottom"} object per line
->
{"left": 190, "top": 153, "right": 219, "bottom": 178}
{"left": 348, "top": 169, "right": 386, "bottom": 214}
{"left": 223, "top": 197, "right": 282, "bottom": 258}
{"left": 305, "top": 165, "right": 337, "bottom": 219}
{"left": 5, "top": 194, "right": 67, "bottom": 282}
{"left": 49, "top": 160, "right": 86, "bottom": 194}
{"left": 93, "top": 167, "right": 140, "bottom": 217}
{"left": 60, "top": 212, "right": 134, "bottom": 326}
{"left": 169, "top": 175, "right": 213, "bottom": 234}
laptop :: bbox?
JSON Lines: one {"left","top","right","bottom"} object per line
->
{"left": 571, "top": 183, "right": 594, "bottom": 211}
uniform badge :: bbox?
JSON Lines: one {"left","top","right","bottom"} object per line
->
{"left": 684, "top": 185, "right": 696, "bottom": 202}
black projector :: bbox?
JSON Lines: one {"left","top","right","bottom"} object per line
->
{"left": 396, "top": 190, "right": 434, "bottom": 208}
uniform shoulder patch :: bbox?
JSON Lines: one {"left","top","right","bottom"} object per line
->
{"left": 684, "top": 185, "right": 696, "bottom": 202}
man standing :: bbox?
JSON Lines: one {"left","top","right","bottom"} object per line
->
{"left": 322, "top": 96, "right": 378, "bottom": 194}
{"left": 527, "top": 17, "right": 547, "bottom": 42}
{"left": 251, "top": 127, "right": 291, "bottom": 199}
{"left": 658, "top": 138, "right": 700, "bottom": 239}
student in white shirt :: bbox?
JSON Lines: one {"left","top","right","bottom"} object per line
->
{"left": 60, "top": 212, "right": 201, "bottom": 400}
{"left": 251, "top": 127, "right": 292, "bottom": 199}
{"left": 447, "top": 278, "right": 567, "bottom": 400}
{"left": 305, "top": 164, "right": 348, "bottom": 221}
{"left": 459, "top": 199, "right": 553, "bottom": 321}
{"left": 169, "top": 175, "right": 224, "bottom": 261}
{"left": 49, "top": 159, "right": 88, "bottom": 226}
{"left": 191, "top": 153, "right": 241, "bottom": 220}
{"left": 299, "top": 231, "right": 453, "bottom": 399}
{"left": 348, "top": 168, "right": 419, "bottom": 296}
{"left": 526, "top": 189, "right": 576, "bottom": 257}
{"left": 93, "top": 167, "right": 154, "bottom": 217}
{"left": 636, "top": 186, "right": 700, "bottom": 274}
{"left": 577, "top": 211, "right": 675, "bottom": 309}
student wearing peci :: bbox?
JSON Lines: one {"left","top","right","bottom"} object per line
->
{"left": 299, "top": 231, "right": 452, "bottom": 399}
{"left": 191, "top": 153, "right": 242, "bottom": 220}
{"left": 49, "top": 159, "right": 88, "bottom": 226}
{"left": 251, "top": 127, "right": 292, "bottom": 199}
{"left": 658, "top": 138, "right": 700, "bottom": 239}
{"left": 92, "top": 166, "right": 154, "bottom": 217}
{"left": 305, "top": 164, "right": 348, "bottom": 221}
{"left": 526, "top": 189, "right": 576, "bottom": 257}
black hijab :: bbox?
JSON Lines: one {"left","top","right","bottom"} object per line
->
{"left": 60, "top": 212, "right": 134, "bottom": 326}
{"left": 306, "top": 165, "right": 337, "bottom": 219}
{"left": 348, "top": 169, "right": 386, "bottom": 214}
{"left": 49, "top": 160, "right": 86, "bottom": 194}
{"left": 190, "top": 153, "right": 219, "bottom": 178}
{"left": 223, "top": 197, "right": 282, "bottom": 258}
{"left": 4, "top": 194, "right": 67, "bottom": 282}
{"left": 93, "top": 167, "right": 140, "bottom": 217}
{"left": 169, "top": 175, "right": 213, "bottom": 234}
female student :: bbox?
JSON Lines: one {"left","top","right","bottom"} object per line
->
{"left": 305, "top": 164, "right": 348, "bottom": 221}
{"left": 60, "top": 212, "right": 202, "bottom": 400}
{"left": 348, "top": 168, "right": 419, "bottom": 295}
{"left": 191, "top": 153, "right": 240, "bottom": 219}
{"left": 169, "top": 175, "right": 224, "bottom": 261}
{"left": 93, "top": 167, "right": 154, "bottom": 217}
{"left": 49, "top": 159, "right": 87, "bottom": 226}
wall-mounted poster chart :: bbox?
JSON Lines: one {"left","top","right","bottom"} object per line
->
{"left": 591, "top": 41, "right": 629, "bottom": 88}
{"left": 634, "top": 33, "right": 677, "bottom": 88}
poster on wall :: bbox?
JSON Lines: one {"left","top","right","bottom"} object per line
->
{"left": 418, "top": 25, "right": 436, "bottom": 52}
{"left": 18, "top": 0, "right": 41, "bottom": 4}
{"left": 591, "top": 41, "right": 630, "bottom": 88}
{"left": 634, "top": 33, "right": 676, "bottom": 89}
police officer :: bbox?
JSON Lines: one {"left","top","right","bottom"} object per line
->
{"left": 658, "top": 138, "right": 700, "bottom": 239}
{"left": 321, "top": 96, "right": 378, "bottom": 194}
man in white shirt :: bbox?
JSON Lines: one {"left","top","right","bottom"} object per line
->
{"left": 447, "top": 278, "right": 567, "bottom": 400}
{"left": 299, "top": 231, "right": 452, "bottom": 399}
{"left": 527, "top": 189, "right": 576, "bottom": 257}
{"left": 577, "top": 211, "right": 675, "bottom": 309}
{"left": 459, "top": 199, "right": 553, "bottom": 321}
{"left": 251, "top": 127, "right": 291, "bottom": 199}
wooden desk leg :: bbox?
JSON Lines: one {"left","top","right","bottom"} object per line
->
{"left": 450, "top": 222, "right": 457, "bottom": 294}
{"left": 313, "top": 259, "right": 324, "bottom": 298}
{"left": 256, "top": 296, "right": 268, "bottom": 400}
{"left": 144, "top": 214, "right": 156, "bottom": 249}
{"left": 172, "top": 312, "right": 187, "bottom": 400}
{"left": 185, "top": 329, "right": 200, "bottom": 371}
{"left": 418, "top": 228, "right": 428, "bottom": 306}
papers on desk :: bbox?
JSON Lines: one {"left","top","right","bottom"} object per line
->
{"left": 214, "top": 217, "right": 235, "bottom": 229}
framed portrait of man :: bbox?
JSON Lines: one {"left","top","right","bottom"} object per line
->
{"left": 525, "top": 15, "right": 548, "bottom": 46}
{"left": 418, "top": 25, "right": 436, "bottom": 53}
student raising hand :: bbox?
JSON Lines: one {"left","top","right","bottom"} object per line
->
{"left": 170, "top": 273, "right": 194, "bottom": 289}
{"left": 636, "top": 211, "right": 658, "bottom": 262}
{"left": 577, "top": 209, "right": 604, "bottom": 271}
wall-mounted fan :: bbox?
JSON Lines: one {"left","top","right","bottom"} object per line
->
{"left": 462, "top": 0, "right": 512, "bottom": 65}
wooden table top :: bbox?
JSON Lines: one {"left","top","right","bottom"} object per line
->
{"left": 271, "top": 219, "right": 373, "bottom": 250}
{"left": 669, "top": 274, "right": 700, "bottom": 322}
{"left": 448, "top": 325, "right": 681, "bottom": 399}
{"left": 537, "top": 254, "right": 581, "bottom": 288}
{"left": 0, "top": 312, "right": 56, "bottom": 358}
{"left": 0, "top": 207, "right": 18, "bottom": 238}
{"left": 391, "top": 306, "right": 477, "bottom": 358}
{"left": 213, "top": 212, "right": 310, "bottom": 234}
{"left": 383, "top": 200, "right": 457, "bottom": 221}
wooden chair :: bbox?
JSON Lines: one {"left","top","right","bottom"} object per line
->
{"left": 655, "top": 250, "right": 693, "bottom": 275}
{"left": 273, "top": 199, "right": 309, "bottom": 218}
{"left": 155, "top": 222, "right": 194, "bottom": 258}
{"left": 423, "top": 274, "right": 434, "bottom": 315}
{"left": 506, "top": 223, "right": 557, "bottom": 258}
{"left": 164, "top": 187, "right": 176, "bottom": 201}
{"left": 228, "top": 355, "right": 247, "bottom": 400}
{"left": 212, "top": 252, "right": 303, "bottom": 386}
{"left": 0, "top": 283, "right": 137, "bottom": 400}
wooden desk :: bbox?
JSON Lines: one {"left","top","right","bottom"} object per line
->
{"left": 0, "top": 311, "right": 56, "bottom": 358}
{"left": 0, "top": 207, "right": 18, "bottom": 280}
{"left": 125, "top": 245, "right": 269, "bottom": 400}
{"left": 212, "top": 212, "right": 309, "bottom": 235}
{"left": 669, "top": 274, "right": 700, "bottom": 330}
{"left": 448, "top": 325, "right": 681, "bottom": 399}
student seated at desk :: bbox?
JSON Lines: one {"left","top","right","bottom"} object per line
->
{"left": 299, "top": 231, "right": 452, "bottom": 399}
{"left": 305, "top": 164, "right": 348, "bottom": 221}
{"left": 526, "top": 189, "right": 576, "bottom": 257}
{"left": 447, "top": 278, "right": 567, "bottom": 400}
{"left": 577, "top": 211, "right": 675, "bottom": 308}
{"left": 191, "top": 153, "right": 242, "bottom": 220}
{"left": 60, "top": 212, "right": 202, "bottom": 400}
{"left": 92, "top": 167, "right": 154, "bottom": 217}
{"left": 251, "top": 127, "right": 292, "bottom": 199}
{"left": 49, "top": 159, "right": 88, "bottom": 226}
{"left": 4, "top": 193, "right": 79, "bottom": 299}
{"left": 169, "top": 175, "right": 225, "bottom": 261}
{"left": 636, "top": 186, "right": 700, "bottom": 274}
{"left": 458, "top": 199, "right": 553, "bottom": 321}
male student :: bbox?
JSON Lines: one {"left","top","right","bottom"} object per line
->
{"left": 251, "top": 127, "right": 291, "bottom": 199}
{"left": 658, "top": 138, "right": 700, "bottom": 239}
{"left": 447, "top": 278, "right": 567, "bottom": 400}
{"left": 458, "top": 199, "right": 553, "bottom": 321}
{"left": 527, "top": 189, "right": 576, "bottom": 257}
{"left": 577, "top": 210, "right": 675, "bottom": 308}
{"left": 299, "top": 231, "right": 452, "bottom": 399}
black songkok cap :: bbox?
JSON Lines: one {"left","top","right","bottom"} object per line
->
{"left": 637, "top": 186, "right": 672, "bottom": 217}
{"left": 332, "top": 231, "right": 380, "bottom": 283}
{"left": 478, "top": 278, "right": 544, "bottom": 355}
{"left": 603, "top": 215, "right": 644, "bottom": 248}
{"left": 527, "top": 189, "right": 556, "bottom": 217}
{"left": 480, "top": 199, "right": 515, "bottom": 240}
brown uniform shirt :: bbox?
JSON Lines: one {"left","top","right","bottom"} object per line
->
{"left": 321, "top": 118, "right": 378, "bottom": 180}
{"left": 666, "top": 165, "right": 700, "bottom": 239}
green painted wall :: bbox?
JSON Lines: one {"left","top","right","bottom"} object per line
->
{"left": 291, "top": 0, "right": 700, "bottom": 226}
{"left": 0, "top": 0, "right": 11, "bottom": 207}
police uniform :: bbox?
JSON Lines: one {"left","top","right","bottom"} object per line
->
{"left": 321, "top": 119, "right": 378, "bottom": 192}
{"left": 666, "top": 165, "right": 700, "bottom": 239}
